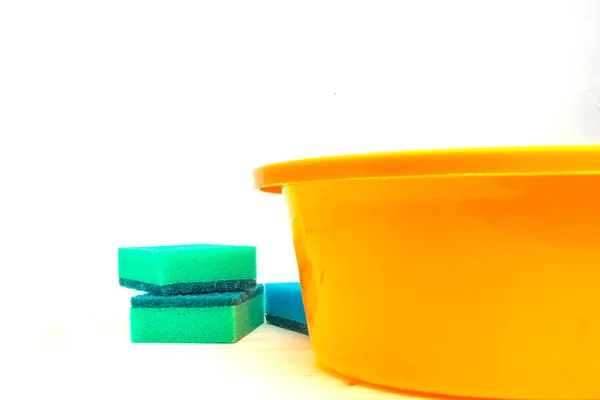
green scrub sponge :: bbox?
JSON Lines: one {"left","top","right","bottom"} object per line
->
{"left": 130, "top": 284, "right": 265, "bottom": 343}
{"left": 118, "top": 244, "right": 256, "bottom": 295}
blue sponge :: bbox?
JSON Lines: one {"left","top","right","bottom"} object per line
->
{"left": 264, "top": 282, "right": 308, "bottom": 335}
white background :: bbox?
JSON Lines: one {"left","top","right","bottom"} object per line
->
{"left": 1, "top": 0, "right": 599, "bottom": 344}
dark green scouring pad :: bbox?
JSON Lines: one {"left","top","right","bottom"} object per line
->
{"left": 118, "top": 244, "right": 256, "bottom": 295}
{"left": 265, "top": 314, "right": 309, "bottom": 335}
{"left": 130, "top": 284, "right": 265, "bottom": 343}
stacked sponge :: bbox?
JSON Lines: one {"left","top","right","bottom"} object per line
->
{"left": 119, "top": 244, "right": 264, "bottom": 343}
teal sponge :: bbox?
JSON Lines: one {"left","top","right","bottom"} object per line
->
{"left": 118, "top": 244, "right": 256, "bottom": 295}
{"left": 130, "top": 285, "right": 265, "bottom": 343}
{"left": 265, "top": 282, "right": 308, "bottom": 335}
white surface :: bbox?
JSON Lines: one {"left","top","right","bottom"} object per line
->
{"left": 1, "top": 0, "right": 600, "bottom": 386}
{"left": 28, "top": 319, "right": 417, "bottom": 399}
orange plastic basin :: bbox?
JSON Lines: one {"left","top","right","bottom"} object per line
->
{"left": 254, "top": 146, "right": 600, "bottom": 400}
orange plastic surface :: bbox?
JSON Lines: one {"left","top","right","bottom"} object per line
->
{"left": 253, "top": 145, "right": 600, "bottom": 193}
{"left": 254, "top": 147, "right": 600, "bottom": 399}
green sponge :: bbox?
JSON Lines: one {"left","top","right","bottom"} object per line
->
{"left": 118, "top": 244, "right": 256, "bottom": 295}
{"left": 130, "top": 284, "right": 265, "bottom": 343}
